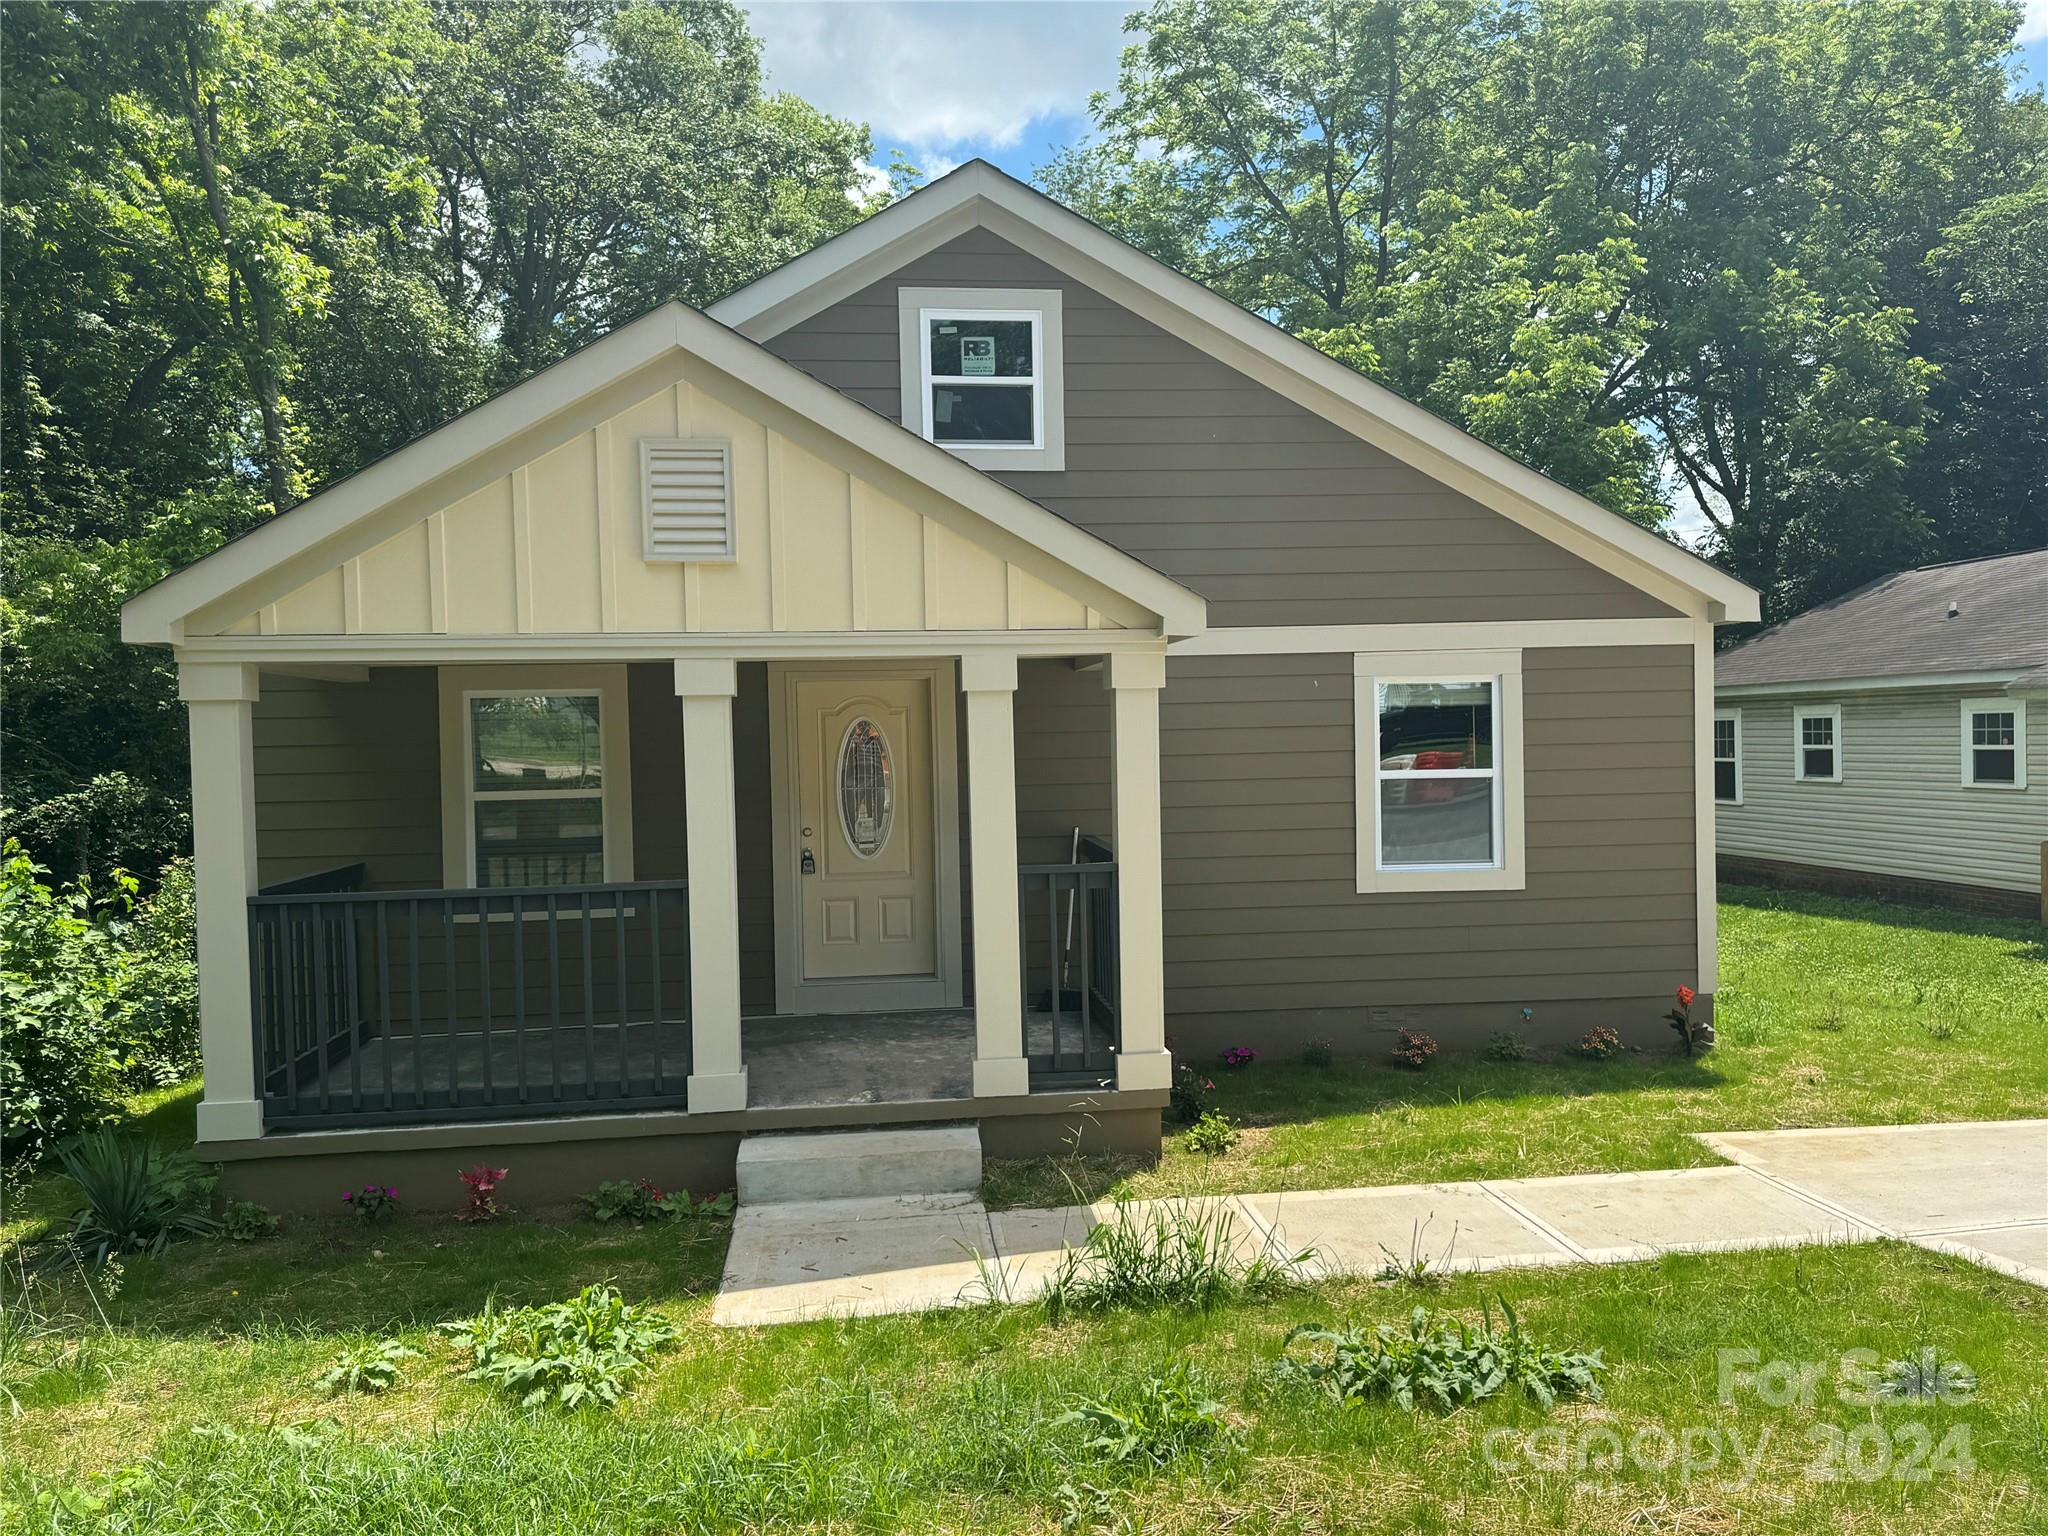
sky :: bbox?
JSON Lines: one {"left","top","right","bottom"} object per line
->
{"left": 747, "top": 0, "right": 2047, "bottom": 188}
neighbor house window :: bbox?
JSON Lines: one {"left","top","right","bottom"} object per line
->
{"left": 898, "top": 286, "right": 1065, "bottom": 470}
{"left": 1960, "top": 698, "right": 2026, "bottom": 789}
{"left": 1354, "top": 651, "right": 1525, "bottom": 894}
{"left": 468, "top": 692, "right": 606, "bottom": 887}
{"left": 1793, "top": 704, "right": 1841, "bottom": 783}
{"left": 1713, "top": 709, "right": 1742, "bottom": 804}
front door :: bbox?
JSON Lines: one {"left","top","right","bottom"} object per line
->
{"left": 771, "top": 664, "right": 960, "bottom": 1012}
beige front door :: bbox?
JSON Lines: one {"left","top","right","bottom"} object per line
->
{"left": 770, "top": 665, "right": 963, "bottom": 1013}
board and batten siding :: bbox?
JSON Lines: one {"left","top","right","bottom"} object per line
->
{"left": 1718, "top": 688, "right": 2047, "bottom": 895}
{"left": 1014, "top": 646, "right": 1700, "bottom": 1052}
{"left": 765, "top": 227, "right": 1679, "bottom": 628}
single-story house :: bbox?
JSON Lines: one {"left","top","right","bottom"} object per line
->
{"left": 121, "top": 161, "right": 1759, "bottom": 1207}
{"left": 1715, "top": 549, "right": 2047, "bottom": 920}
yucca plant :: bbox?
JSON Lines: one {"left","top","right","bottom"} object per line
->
{"left": 56, "top": 1130, "right": 217, "bottom": 1266}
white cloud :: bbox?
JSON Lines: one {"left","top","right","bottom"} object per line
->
{"left": 742, "top": 0, "right": 1131, "bottom": 159}
{"left": 2021, "top": 0, "right": 2048, "bottom": 43}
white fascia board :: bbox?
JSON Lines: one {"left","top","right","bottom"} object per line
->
{"left": 716, "top": 162, "right": 1760, "bottom": 625}
{"left": 1174, "top": 617, "right": 1695, "bottom": 656}
{"left": 1715, "top": 670, "right": 2025, "bottom": 699}
{"left": 123, "top": 295, "right": 1205, "bottom": 645}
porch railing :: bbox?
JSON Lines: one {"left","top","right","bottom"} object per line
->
{"left": 247, "top": 881, "right": 691, "bottom": 1129}
{"left": 1019, "top": 834, "right": 1119, "bottom": 1084}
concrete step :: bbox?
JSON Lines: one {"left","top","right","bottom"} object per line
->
{"left": 736, "top": 1125, "right": 983, "bottom": 1205}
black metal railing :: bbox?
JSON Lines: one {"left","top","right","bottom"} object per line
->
{"left": 247, "top": 881, "right": 691, "bottom": 1128}
{"left": 1019, "top": 835, "right": 1119, "bottom": 1084}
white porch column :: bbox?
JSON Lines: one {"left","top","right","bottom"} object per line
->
{"left": 180, "top": 661, "right": 265, "bottom": 1142}
{"left": 961, "top": 651, "right": 1029, "bottom": 1097}
{"left": 675, "top": 659, "right": 748, "bottom": 1112}
{"left": 1106, "top": 650, "right": 1171, "bottom": 1092}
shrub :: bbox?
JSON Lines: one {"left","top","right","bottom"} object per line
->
{"left": 56, "top": 1131, "right": 217, "bottom": 1265}
{"left": 0, "top": 846, "right": 200, "bottom": 1164}
{"left": 1167, "top": 1060, "right": 1215, "bottom": 1125}
{"left": 1280, "top": 1299, "right": 1605, "bottom": 1413}
{"left": 220, "top": 1199, "right": 279, "bottom": 1242}
{"left": 1041, "top": 1198, "right": 1312, "bottom": 1324}
{"left": 440, "top": 1283, "right": 678, "bottom": 1408}
{"left": 1483, "top": 1031, "right": 1528, "bottom": 1063}
{"left": 313, "top": 1338, "right": 418, "bottom": 1396}
{"left": 342, "top": 1184, "right": 399, "bottom": 1222}
{"left": 1219, "top": 1045, "right": 1257, "bottom": 1070}
{"left": 583, "top": 1177, "right": 733, "bottom": 1224}
{"left": 1577, "top": 1026, "right": 1623, "bottom": 1061}
{"left": 456, "top": 1164, "right": 509, "bottom": 1223}
{"left": 1182, "top": 1112, "right": 1238, "bottom": 1157}
{"left": 1059, "top": 1365, "right": 1239, "bottom": 1469}
{"left": 1391, "top": 1030, "right": 1438, "bottom": 1069}
{"left": 1298, "top": 1039, "right": 1335, "bottom": 1069}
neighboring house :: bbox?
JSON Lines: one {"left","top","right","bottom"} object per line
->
{"left": 121, "top": 162, "right": 1758, "bottom": 1205}
{"left": 1715, "top": 549, "right": 2048, "bottom": 920}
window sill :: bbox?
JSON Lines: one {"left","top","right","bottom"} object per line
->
{"left": 1356, "top": 866, "right": 1526, "bottom": 895}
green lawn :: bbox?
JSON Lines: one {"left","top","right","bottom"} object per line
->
{"left": 5, "top": 1222, "right": 2044, "bottom": 1533}
{"left": 4, "top": 885, "right": 2045, "bottom": 1532}
{"left": 987, "top": 885, "right": 2048, "bottom": 1208}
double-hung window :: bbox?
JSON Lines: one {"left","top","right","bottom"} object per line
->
{"left": 1960, "top": 698, "right": 2026, "bottom": 789}
{"left": 1713, "top": 709, "right": 1742, "bottom": 804}
{"left": 1354, "top": 651, "right": 1525, "bottom": 893}
{"left": 898, "top": 286, "right": 1065, "bottom": 470}
{"left": 1793, "top": 704, "right": 1841, "bottom": 783}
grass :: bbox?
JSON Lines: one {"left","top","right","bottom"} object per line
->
{"left": 3, "top": 1222, "right": 2044, "bottom": 1533}
{"left": 986, "top": 885, "right": 2048, "bottom": 1208}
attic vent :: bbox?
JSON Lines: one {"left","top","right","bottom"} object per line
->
{"left": 641, "top": 438, "right": 734, "bottom": 562}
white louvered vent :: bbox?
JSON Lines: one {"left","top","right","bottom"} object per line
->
{"left": 641, "top": 438, "right": 735, "bottom": 562}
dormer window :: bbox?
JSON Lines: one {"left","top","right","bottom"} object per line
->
{"left": 899, "top": 286, "right": 1065, "bottom": 470}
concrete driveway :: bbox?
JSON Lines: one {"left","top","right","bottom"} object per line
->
{"left": 1698, "top": 1120, "right": 2048, "bottom": 1286}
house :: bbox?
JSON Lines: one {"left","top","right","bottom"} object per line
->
{"left": 1715, "top": 549, "right": 2048, "bottom": 920}
{"left": 121, "top": 162, "right": 1759, "bottom": 1208}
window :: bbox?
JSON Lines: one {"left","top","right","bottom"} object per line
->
{"left": 439, "top": 666, "right": 633, "bottom": 891}
{"left": 837, "top": 718, "right": 895, "bottom": 858}
{"left": 1793, "top": 704, "right": 1841, "bottom": 783}
{"left": 641, "top": 438, "right": 734, "bottom": 562}
{"left": 1713, "top": 709, "right": 1743, "bottom": 805}
{"left": 1961, "top": 698, "right": 2026, "bottom": 789}
{"left": 1354, "top": 651, "right": 1525, "bottom": 894}
{"left": 898, "top": 286, "right": 1065, "bottom": 470}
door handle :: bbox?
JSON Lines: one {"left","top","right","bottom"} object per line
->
{"left": 800, "top": 847, "right": 816, "bottom": 876}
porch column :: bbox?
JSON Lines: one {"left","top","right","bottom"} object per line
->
{"left": 675, "top": 659, "right": 748, "bottom": 1112}
{"left": 180, "top": 661, "right": 265, "bottom": 1142}
{"left": 961, "top": 651, "right": 1028, "bottom": 1097}
{"left": 1106, "top": 651, "right": 1171, "bottom": 1092}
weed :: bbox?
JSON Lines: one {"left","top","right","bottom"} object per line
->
{"left": 1182, "top": 1112, "right": 1239, "bottom": 1157}
{"left": 1041, "top": 1199, "right": 1312, "bottom": 1323}
{"left": 584, "top": 1177, "right": 733, "bottom": 1224}
{"left": 1375, "top": 1217, "right": 1457, "bottom": 1289}
{"left": 219, "top": 1199, "right": 278, "bottom": 1242}
{"left": 1280, "top": 1298, "right": 1604, "bottom": 1413}
{"left": 1059, "top": 1364, "right": 1239, "bottom": 1469}
{"left": 1815, "top": 992, "right": 1846, "bottom": 1032}
{"left": 313, "top": 1337, "right": 418, "bottom": 1396}
{"left": 440, "top": 1283, "right": 677, "bottom": 1409}
{"left": 341, "top": 1184, "right": 399, "bottom": 1222}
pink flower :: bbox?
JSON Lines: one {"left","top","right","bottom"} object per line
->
{"left": 1676, "top": 984, "right": 1697, "bottom": 1008}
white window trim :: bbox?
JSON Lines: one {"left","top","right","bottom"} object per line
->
{"left": 1713, "top": 707, "right": 1743, "bottom": 805}
{"left": 1960, "top": 696, "right": 2027, "bottom": 790}
{"left": 897, "top": 285, "right": 1065, "bottom": 471}
{"left": 1354, "top": 650, "right": 1525, "bottom": 894}
{"left": 437, "top": 665, "right": 635, "bottom": 888}
{"left": 1793, "top": 702, "right": 1843, "bottom": 783}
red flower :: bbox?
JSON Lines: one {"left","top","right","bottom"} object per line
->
{"left": 1676, "top": 984, "right": 1697, "bottom": 1008}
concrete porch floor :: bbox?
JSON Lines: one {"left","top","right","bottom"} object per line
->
{"left": 746, "top": 1007, "right": 1116, "bottom": 1108}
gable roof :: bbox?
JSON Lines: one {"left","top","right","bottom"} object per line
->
{"left": 1717, "top": 549, "right": 2048, "bottom": 692}
{"left": 711, "top": 159, "right": 1760, "bottom": 625}
{"left": 122, "top": 300, "right": 1207, "bottom": 644}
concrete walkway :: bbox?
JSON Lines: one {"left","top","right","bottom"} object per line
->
{"left": 710, "top": 1120, "right": 2048, "bottom": 1327}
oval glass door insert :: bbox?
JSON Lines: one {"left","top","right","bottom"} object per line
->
{"left": 836, "top": 718, "right": 894, "bottom": 859}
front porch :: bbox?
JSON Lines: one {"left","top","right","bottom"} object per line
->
{"left": 183, "top": 645, "right": 1169, "bottom": 1148}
